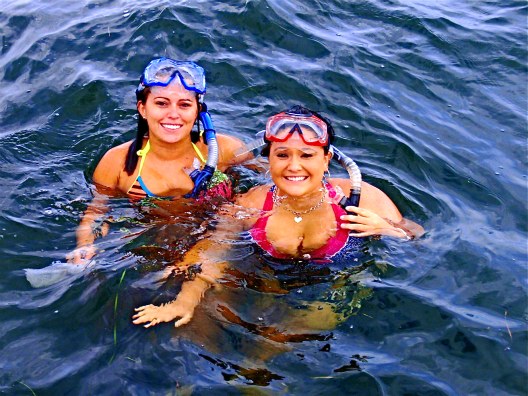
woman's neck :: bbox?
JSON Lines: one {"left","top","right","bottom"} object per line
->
{"left": 147, "top": 135, "right": 199, "bottom": 161}
{"left": 275, "top": 183, "right": 327, "bottom": 212}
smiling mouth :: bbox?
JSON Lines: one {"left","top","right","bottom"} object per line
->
{"left": 161, "top": 123, "right": 182, "bottom": 130}
{"left": 284, "top": 176, "right": 308, "bottom": 181}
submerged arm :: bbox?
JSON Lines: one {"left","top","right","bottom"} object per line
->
{"left": 132, "top": 242, "right": 227, "bottom": 328}
{"left": 67, "top": 145, "right": 124, "bottom": 264}
{"left": 132, "top": 205, "right": 251, "bottom": 328}
{"left": 67, "top": 190, "right": 110, "bottom": 264}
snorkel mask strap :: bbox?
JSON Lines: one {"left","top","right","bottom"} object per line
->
{"left": 184, "top": 102, "right": 219, "bottom": 199}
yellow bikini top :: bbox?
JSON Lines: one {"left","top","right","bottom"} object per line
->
{"left": 126, "top": 140, "right": 206, "bottom": 197}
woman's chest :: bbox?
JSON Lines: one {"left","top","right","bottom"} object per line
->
{"left": 265, "top": 208, "right": 338, "bottom": 256}
{"left": 119, "top": 163, "right": 195, "bottom": 197}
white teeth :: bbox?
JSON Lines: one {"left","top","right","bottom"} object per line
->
{"left": 285, "top": 176, "right": 307, "bottom": 181}
{"left": 162, "top": 124, "right": 182, "bottom": 130}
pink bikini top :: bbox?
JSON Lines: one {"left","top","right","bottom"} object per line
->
{"left": 249, "top": 182, "right": 350, "bottom": 259}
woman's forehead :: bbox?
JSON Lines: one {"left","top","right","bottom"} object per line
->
{"left": 271, "top": 145, "right": 322, "bottom": 155}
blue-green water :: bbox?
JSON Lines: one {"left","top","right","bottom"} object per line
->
{"left": 1, "top": 1, "right": 527, "bottom": 394}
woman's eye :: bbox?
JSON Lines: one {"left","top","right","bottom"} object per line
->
{"left": 276, "top": 153, "right": 288, "bottom": 158}
{"left": 155, "top": 100, "right": 168, "bottom": 106}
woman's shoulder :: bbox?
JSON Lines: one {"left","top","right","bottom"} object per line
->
{"left": 216, "top": 133, "right": 252, "bottom": 165}
{"left": 96, "top": 141, "right": 133, "bottom": 169}
{"left": 235, "top": 184, "right": 271, "bottom": 209}
{"left": 92, "top": 140, "right": 134, "bottom": 187}
{"left": 105, "top": 140, "right": 133, "bottom": 156}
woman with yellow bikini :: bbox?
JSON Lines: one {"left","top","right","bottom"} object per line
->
{"left": 69, "top": 58, "right": 251, "bottom": 263}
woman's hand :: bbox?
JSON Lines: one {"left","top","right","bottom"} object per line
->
{"left": 132, "top": 276, "right": 212, "bottom": 328}
{"left": 132, "top": 300, "right": 194, "bottom": 328}
{"left": 67, "top": 245, "right": 97, "bottom": 264}
{"left": 340, "top": 206, "right": 412, "bottom": 239}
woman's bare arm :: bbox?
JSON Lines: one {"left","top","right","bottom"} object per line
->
{"left": 67, "top": 145, "right": 127, "bottom": 264}
{"left": 332, "top": 179, "right": 425, "bottom": 239}
{"left": 131, "top": 201, "right": 255, "bottom": 328}
{"left": 67, "top": 189, "right": 110, "bottom": 263}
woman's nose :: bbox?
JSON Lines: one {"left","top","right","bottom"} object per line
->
{"left": 167, "top": 105, "right": 181, "bottom": 118}
{"left": 287, "top": 155, "right": 302, "bottom": 171}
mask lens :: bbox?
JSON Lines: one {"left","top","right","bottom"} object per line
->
{"left": 298, "top": 123, "right": 322, "bottom": 142}
{"left": 271, "top": 121, "right": 296, "bottom": 140}
{"left": 140, "top": 58, "right": 206, "bottom": 94}
{"left": 178, "top": 68, "right": 200, "bottom": 89}
{"left": 152, "top": 65, "right": 178, "bottom": 85}
{"left": 266, "top": 114, "right": 328, "bottom": 145}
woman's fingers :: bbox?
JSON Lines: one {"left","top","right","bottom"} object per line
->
{"left": 340, "top": 216, "right": 375, "bottom": 228}
{"left": 340, "top": 206, "right": 397, "bottom": 237}
{"left": 344, "top": 206, "right": 370, "bottom": 216}
{"left": 66, "top": 245, "right": 96, "bottom": 264}
{"left": 174, "top": 314, "right": 192, "bottom": 328}
{"left": 132, "top": 304, "right": 194, "bottom": 328}
{"left": 341, "top": 207, "right": 411, "bottom": 239}
{"left": 132, "top": 305, "right": 158, "bottom": 324}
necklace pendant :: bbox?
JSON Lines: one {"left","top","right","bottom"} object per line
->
{"left": 294, "top": 216, "right": 303, "bottom": 223}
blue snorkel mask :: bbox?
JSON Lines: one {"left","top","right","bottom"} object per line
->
{"left": 137, "top": 58, "right": 206, "bottom": 100}
{"left": 137, "top": 57, "right": 219, "bottom": 199}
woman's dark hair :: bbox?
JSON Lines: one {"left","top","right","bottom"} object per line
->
{"left": 260, "top": 105, "right": 335, "bottom": 157}
{"left": 124, "top": 87, "right": 201, "bottom": 175}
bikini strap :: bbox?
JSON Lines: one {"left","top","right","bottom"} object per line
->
{"left": 135, "top": 139, "right": 151, "bottom": 177}
{"left": 325, "top": 181, "right": 337, "bottom": 198}
{"left": 192, "top": 142, "right": 206, "bottom": 164}
{"left": 262, "top": 186, "right": 275, "bottom": 211}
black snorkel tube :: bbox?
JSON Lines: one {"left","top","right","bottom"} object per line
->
{"left": 184, "top": 102, "right": 219, "bottom": 198}
{"left": 330, "top": 146, "right": 362, "bottom": 212}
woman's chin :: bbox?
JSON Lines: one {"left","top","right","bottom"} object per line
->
{"left": 277, "top": 183, "right": 313, "bottom": 198}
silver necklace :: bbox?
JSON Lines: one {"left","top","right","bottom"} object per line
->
{"left": 272, "top": 183, "right": 327, "bottom": 223}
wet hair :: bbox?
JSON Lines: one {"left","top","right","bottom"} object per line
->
{"left": 260, "top": 105, "right": 335, "bottom": 157}
{"left": 124, "top": 86, "right": 201, "bottom": 175}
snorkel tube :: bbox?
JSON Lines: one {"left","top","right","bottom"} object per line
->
{"left": 184, "top": 102, "right": 219, "bottom": 198}
{"left": 330, "top": 146, "right": 362, "bottom": 212}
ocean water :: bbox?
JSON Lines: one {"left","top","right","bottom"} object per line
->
{"left": 0, "top": 0, "right": 526, "bottom": 395}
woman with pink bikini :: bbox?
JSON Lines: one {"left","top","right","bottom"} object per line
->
{"left": 132, "top": 105, "right": 424, "bottom": 328}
